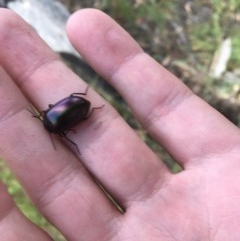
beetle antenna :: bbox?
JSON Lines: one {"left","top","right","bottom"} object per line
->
{"left": 27, "top": 107, "right": 43, "bottom": 121}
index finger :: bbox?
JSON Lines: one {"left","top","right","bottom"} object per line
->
{"left": 0, "top": 8, "right": 168, "bottom": 216}
{"left": 67, "top": 9, "right": 240, "bottom": 167}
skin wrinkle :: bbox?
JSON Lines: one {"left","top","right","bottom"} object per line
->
{"left": 34, "top": 170, "right": 120, "bottom": 241}
{"left": 109, "top": 51, "right": 145, "bottom": 85}
{"left": 197, "top": 164, "right": 240, "bottom": 240}
{"left": 0, "top": 104, "right": 25, "bottom": 127}
{"left": 149, "top": 93, "right": 240, "bottom": 166}
{"left": 121, "top": 211, "right": 178, "bottom": 241}
{"left": 104, "top": 28, "right": 140, "bottom": 79}
{"left": 17, "top": 57, "right": 60, "bottom": 95}
{"left": 143, "top": 87, "right": 194, "bottom": 134}
{"left": 189, "top": 142, "right": 240, "bottom": 170}
{"left": 156, "top": 172, "right": 209, "bottom": 240}
{"left": 32, "top": 162, "right": 83, "bottom": 209}
{"left": 126, "top": 170, "right": 172, "bottom": 206}
{"left": 110, "top": 50, "right": 189, "bottom": 98}
{"left": 0, "top": 69, "right": 29, "bottom": 125}
{"left": 212, "top": 193, "right": 240, "bottom": 239}
{"left": 1, "top": 34, "right": 57, "bottom": 90}
{"left": 124, "top": 177, "right": 201, "bottom": 240}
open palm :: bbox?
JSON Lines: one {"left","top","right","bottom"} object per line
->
{"left": 1, "top": 8, "right": 240, "bottom": 241}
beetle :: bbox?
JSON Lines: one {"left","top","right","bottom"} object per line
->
{"left": 28, "top": 86, "right": 103, "bottom": 153}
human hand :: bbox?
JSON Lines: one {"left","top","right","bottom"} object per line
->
{"left": 1, "top": 8, "right": 240, "bottom": 241}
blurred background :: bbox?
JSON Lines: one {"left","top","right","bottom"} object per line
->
{"left": 1, "top": 0, "right": 240, "bottom": 240}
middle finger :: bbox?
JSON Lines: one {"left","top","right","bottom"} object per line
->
{"left": 67, "top": 9, "right": 240, "bottom": 168}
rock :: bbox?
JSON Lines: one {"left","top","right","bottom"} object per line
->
{"left": 7, "top": 0, "right": 79, "bottom": 56}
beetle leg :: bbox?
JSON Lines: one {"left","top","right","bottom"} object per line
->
{"left": 71, "top": 85, "right": 89, "bottom": 97}
{"left": 60, "top": 132, "right": 80, "bottom": 154}
{"left": 64, "top": 128, "right": 76, "bottom": 135}
{"left": 49, "top": 133, "right": 57, "bottom": 150}
{"left": 85, "top": 105, "right": 105, "bottom": 120}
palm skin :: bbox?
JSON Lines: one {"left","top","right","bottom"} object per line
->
{"left": 0, "top": 8, "right": 240, "bottom": 241}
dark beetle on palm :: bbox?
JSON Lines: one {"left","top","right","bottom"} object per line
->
{"left": 28, "top": 86, "right": 103, "bottom": 153}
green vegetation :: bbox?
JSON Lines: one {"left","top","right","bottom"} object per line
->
{"left": 0, "top": 160, "right": 65, "bottom": 241}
